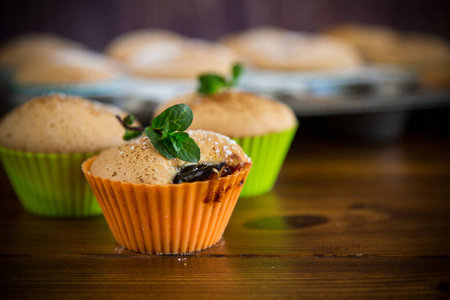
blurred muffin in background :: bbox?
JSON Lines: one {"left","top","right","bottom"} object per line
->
{"left": 0, "top": 33, "right": 86, "bottom": 83}
{"left": 325, "top": 23, "right": 450, "bottom": 89}
{"left": 11, "top": 48, "right": 125, "bottom": 98}
{"left": 125, "top": 39, "right": 237, "bottom": 79}
{"left": 420, "top": 60, "right": 450, "bottom": 89}
{"left": 106, "top": 29, "right": 236, "bottom": 79}
{"left": 324, "top": 23, "right": 450, "bottom": 68}
{"left": 220, "top": 26, "right": 362, "bottom": 71}
{"left": 105, "top": 29, "right": 184, "bottom": 62}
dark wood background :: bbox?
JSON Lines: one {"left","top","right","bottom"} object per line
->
{"left": 1, "top": 0, "right": 450, "bottom": 51}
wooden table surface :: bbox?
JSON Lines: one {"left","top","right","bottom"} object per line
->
{"left": 1, "top": 131, "right": 450, "bottom": 299}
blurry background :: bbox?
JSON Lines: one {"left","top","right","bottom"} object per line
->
{"left": 1, "top": 0, "right": 450, "bottom": 50}
{"left": 0, "top": 0, "right": 449, "bottom": 141}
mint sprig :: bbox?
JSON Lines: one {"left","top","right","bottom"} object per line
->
{"left": 117, "top": 104, "right": 200, "bottom": 163}
{"left": 121, "top": 115, "right": 144, "bottom": 141}
{"left": 197, "top": 63, "right": 244, "bottom": 95}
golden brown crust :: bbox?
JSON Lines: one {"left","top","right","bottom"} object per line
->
{"left": 89, "top": 130, "right": 250, "bottom": 185}
{"left": 0, "top": 94, "right": 133, "bottom": 153}
{"left": 220, "top": 26, "right": 362, "bottom": 70}
{"left": 0, "top": 33, "right": 86, "bottom": 68}
{"left": 155, "top": 90, "right": 297, "bottom": 137}
{"left": 105, "top": 29, "right": 184, "bottom": 62}
{"left": 125, "top": 39, "right": 237, "bottom": 79}
{"left": 324, "top": 23, "right": 450, "bottom": 67}
{"left": 14, "top": 49, "right": 120, "bottom": 84}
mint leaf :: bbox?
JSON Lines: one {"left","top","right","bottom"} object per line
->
{"left": 123, "top": 130, "right": 142, "bottom": 141}
{"left": 146, "top": 127, "right": 175, "bottom": 159}
{"left": 118, "top": 114, "right": 143, "bottom": 141}
{"left": 175, "top": 137, "right": 201, "bottom": 163}
{"left": 197, "top": 63, "right": 245, "bottom": 95}
{"left": 231, "top": 63, "right": 244, "bottom": 87}
{"left": 153, "top": 139, "right": 176, "bottom": 160}
{"left": 118, "top": 105, "right": 200, "bottom": 162}
{"left": 172, "top": 132, "right": 189, "bottom": 142}
{"left": 198, "top": 74, "right": 227, "bottom": 95}
{"left": 123, "top": 115, "right": 136, "bottom": 126}
{"left": 152, "top": 104, "right": 193, "bottom": 132}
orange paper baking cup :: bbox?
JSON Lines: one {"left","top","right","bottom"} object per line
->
{"left": 82, "top": 157, "right": 252, "bottom": 254}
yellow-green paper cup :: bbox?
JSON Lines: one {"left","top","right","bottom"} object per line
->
{"left": 0, "top": 146, "right": 101, "bottom": 218}
{"left": 233, "top": 125, "right": 297, "bottom": 197}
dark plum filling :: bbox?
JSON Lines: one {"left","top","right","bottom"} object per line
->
{"left": 173, "top": 162, "right": 231, "bottom": 184}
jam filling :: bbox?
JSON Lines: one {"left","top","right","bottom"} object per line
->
{"left": 173, "top": 162, "right": 232, "bottom": 184}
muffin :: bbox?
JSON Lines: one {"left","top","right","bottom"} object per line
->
{"left": 155, "top": 90, "right": 298, "bottom": 197}
{"left": 220, "top": 26, "right": 362, "bottom": 71}
{"left": 0, "top": 93, "right": 136, "bottom": 217}
{"left": 125, "top": 39, "right": 237, "bottom": 79}
{"left": 324, "top": 23, "right": 450, "bottom": 68}
{"left": 11, "top": 48, "right": 125, "bottom": 99}
{"left": 105, "top": 29, "right": 184, "bottom": 62}
{"left": 0, "top": 33, "right": 86, "bottom": 83}
{"left": 82, "top": 130, "right": 252, "bottom": 254}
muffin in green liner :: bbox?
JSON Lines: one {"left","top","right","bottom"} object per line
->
{"left": 155, "top": 90, "right": 298, "bottom": 197}
{"left": 0, "top": 94, "right": 137, "bottom": 218}
{"left": 0, "top": 147, "right": 100, "bottom": 217}
{"left": 233, "top": 125, "right": 297, "bottom": 197}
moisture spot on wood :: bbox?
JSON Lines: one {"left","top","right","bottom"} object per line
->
{"left": 437, "top": 282, "right": 450, "bottom": 293}
{"left": 244, "top": 215, "right": 329, "bottom": 230}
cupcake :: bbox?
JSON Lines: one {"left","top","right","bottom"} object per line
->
{"left": 155, "top": 90, "right": 298, "bottom": 197}
{"left": 106, "top": 30, "right": 238, "bottom": 105}
{"left": 0, "top": 93, "right": 136, "bottom": 217}
{"left": 10, "top": 48, "right": 125, "bottom": 100}
{"left": 220, "top": 26, "right": 362, "bottom": 71}
{"left": 125, "top": 39, "right": 237, "bottom": 79}
{"left": 82, "top": 122, "right": 252, "bottom": 254}
{"left": 324, "top": 23, "right": 450, "bottom": 68}
{"left": 0, "top": 33, "right": 85, "bottom": 85}
{"left": 105, "top": 29, "right": 184, "bottom": 62}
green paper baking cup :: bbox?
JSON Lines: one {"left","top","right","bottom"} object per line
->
{"left": 0, "top": 146, "right": 101, "bottom": 218}
{"left": 233, "top": 125, "right": 297, "bottom": 197}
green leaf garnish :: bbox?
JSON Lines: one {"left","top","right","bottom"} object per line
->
{"left": 116, "top": 115, "right": 143, "bottom": 141}
{"left": 123, "top": 130, "right": 142, "bottom": 141}
{"left": 117, "top": 104, "right": 200, "bottom": 163}
{"left": 231, "top": 64, "right": 244, "bottom": 86}
{"left": 197, "top": 63, "right": 244, "bottom": 95}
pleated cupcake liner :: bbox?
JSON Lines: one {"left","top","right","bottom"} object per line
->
{"left": 0, "top": 146, "right": 101, "bottom": 218}
{"left": 233, "top": 125, "right": 297, "bottom": 198}
{"left": 82, "top": 157, "right": 252, "bottom": 255}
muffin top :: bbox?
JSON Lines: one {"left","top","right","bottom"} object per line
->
{"left": 126, "top": 39, "right": 237, "bottom": 79}
{"left": 324, "top": 23, "right": 450, "bottom": 67}
{"left": 220, "top": 26, "right": 362, "bottom": 70}
{"left": 154, "top": 90, "right": 297, "bottom": 137}
{"left": 0, "top": 33, "right": 85, "bottom": 69}
{"left": 13, "top": 49, "right": 121, "bottom": 85}
{"left": 0, "top": 94, "right": 133, "bottom": 153}
{"left": 105, "top": 29, "right": 184, "bottom": 62}
{"left": 89, "top": 130, "right": 250, "bottom": 185}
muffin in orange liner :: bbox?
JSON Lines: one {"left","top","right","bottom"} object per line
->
{"left": 82, "top": 129, "right": 251, "bottom": 254}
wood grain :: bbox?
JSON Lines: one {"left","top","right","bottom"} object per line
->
{"left": 1, "top": 256, "right": 449, "bottom": 299}
{"left": 1, "top": 132, "right": 450, "bottom": 298}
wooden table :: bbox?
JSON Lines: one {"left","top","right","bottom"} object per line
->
{"left": 1, "top": 131, "right": 450, "bottom": 299}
